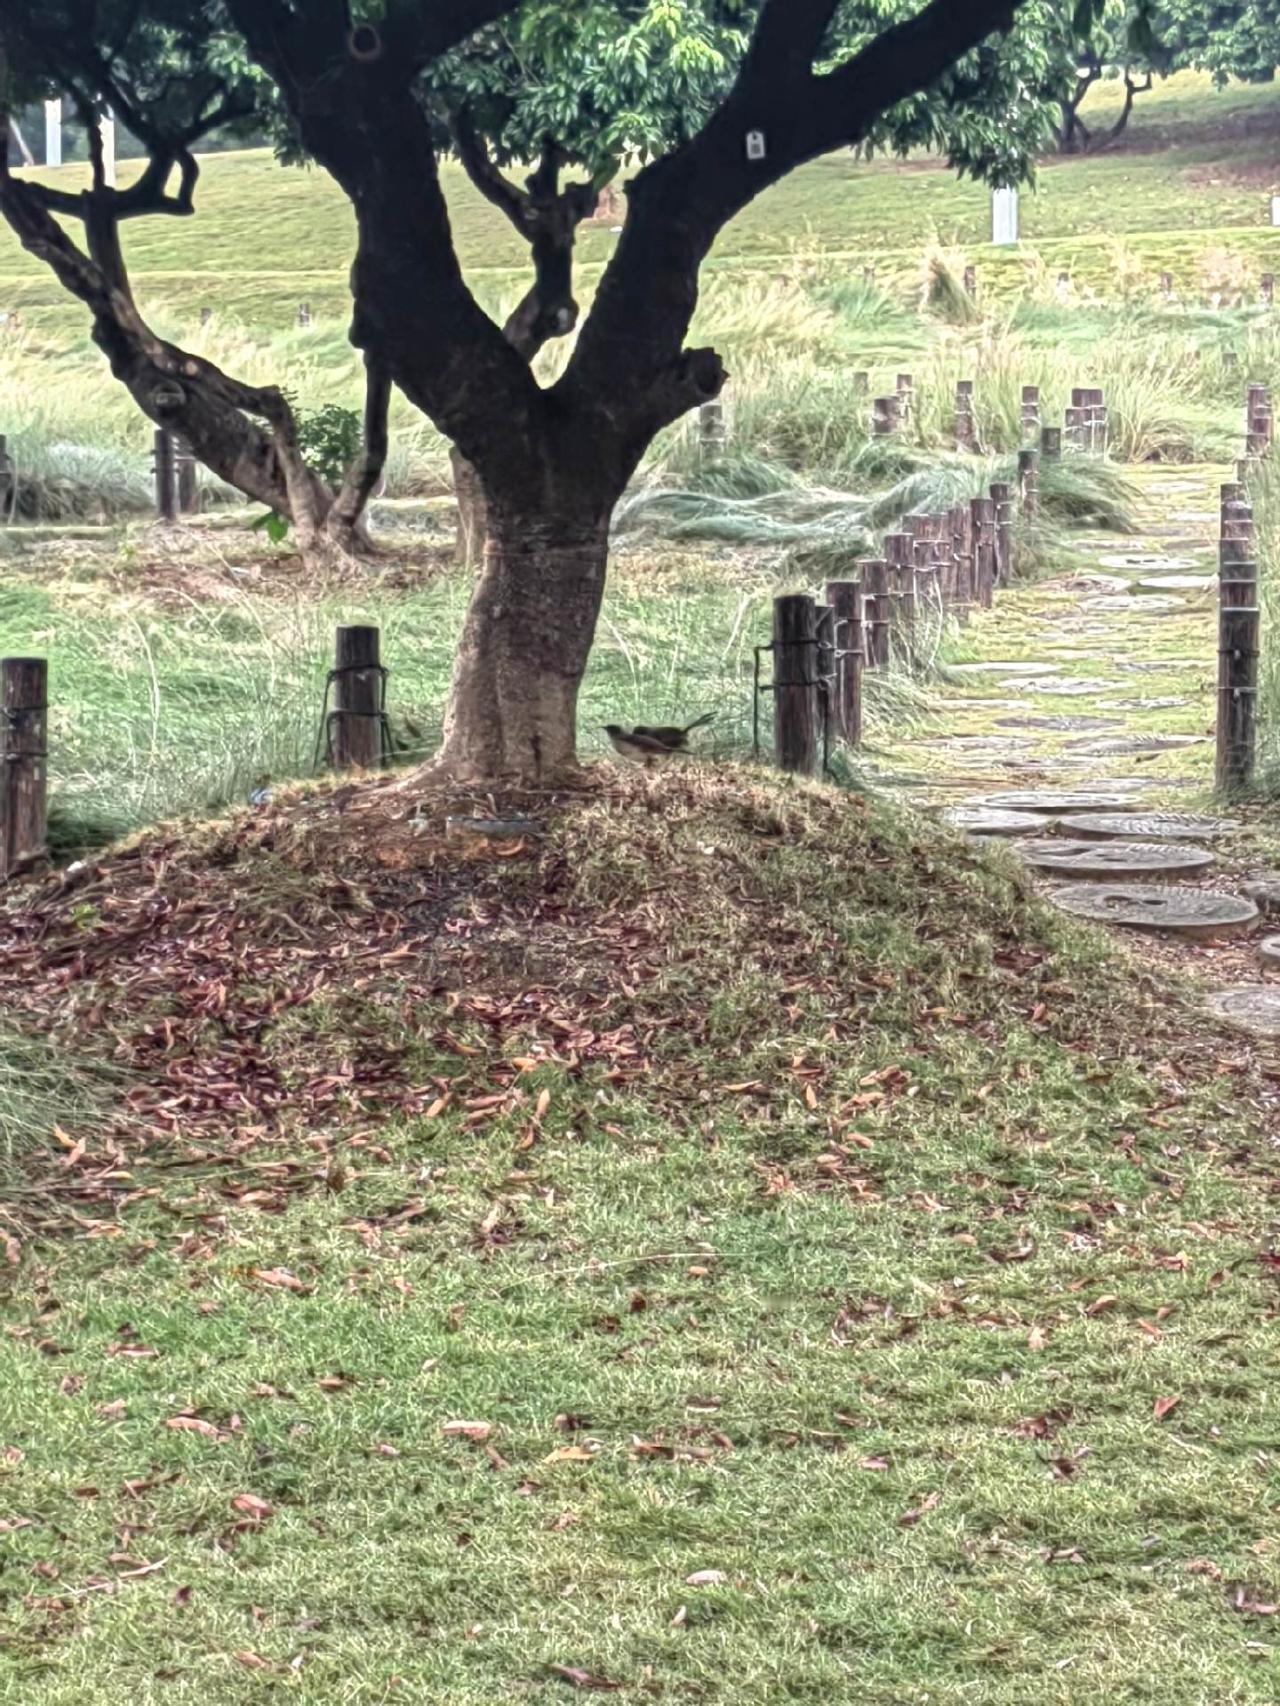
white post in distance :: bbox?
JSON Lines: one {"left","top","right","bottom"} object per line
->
{"left": 100, "top": 109, "right": 116, "bottom": 187}
{"left": 44, "top": 98, "right": 62, "bottom": 169}
{"left": 992, "top": 186, "right": 1019, "bottom": 246}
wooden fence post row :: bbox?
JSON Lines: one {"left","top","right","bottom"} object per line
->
{"left": 1216, "top": 529, "right": 1259, "bottom": 796}
{"left": 1, "top": 656, "right": 48, "bottom": 883}
{"left": 1066, "top": 386, "right": 1107, "bottom": 455}
{"left": 1245, "top": 383, "right": 1273, "bottom": 460}
{"left": 153, "top": 428, "right": 200, "bottom": 519}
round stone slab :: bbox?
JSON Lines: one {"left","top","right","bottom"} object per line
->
{"left": 1050, "top": 883, "right": 1257, "bottom": 938}
{"left": 1259, "top": 937, "right": 1280, "bottom": 968}
{"left": 1137, "top": 575, "right": 1215, "bottom": 594}
{"left": 1098, "top": 552, "right": 1197, "bottom": 571}
{"left": 1056, "top": 811, "right": 1240, "bottom": 841}
{"left": 1207, "top": 987, "right": 1280, "bottom": 1038}
{"left": 940, "top": 806, "right": 1051, "bottom": 836}
{"left": 996, "top": 715, "right": 1124, "bottom": 732}
{"left": 975, "top": 789, "right": 1145, "bottom": 814}
{"left": 1099, "top": 697, "right": 1187, "bottom": 711}
{"left": 1071, "top": 734, "right": 1208, "bottom": 756}
{"left": 1016, "top": 678, "right": 1124, "bottom": 696}
{"left": 948, "top": 661, "right": 1060, "bottom": 677}
{"left": 1080, "top": 594, "right": 1186, "bottom": 613}
{"left": 1016, "top": 838, "right": 1216, "bottom": 878}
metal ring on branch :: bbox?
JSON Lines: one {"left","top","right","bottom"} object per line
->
{"left": 348, "top": 24, "right": 383, "bottom": 61}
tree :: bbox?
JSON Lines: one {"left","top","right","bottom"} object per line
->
{"left": 2, "top": 0, "right": 1073, "bottom": 781}
{"left": 1056, "top": 4, "right": 1156, "bottom": 152}
{"left": 0, "top": 3, "right": 385, "bottom": 559}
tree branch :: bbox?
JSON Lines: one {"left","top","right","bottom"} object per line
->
{"left": 451, "top": 105, "right": 530, "bottom": 233}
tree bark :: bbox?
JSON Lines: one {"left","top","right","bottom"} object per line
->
{"left": 433, "top": 499, "right": 611, "bottom": 781}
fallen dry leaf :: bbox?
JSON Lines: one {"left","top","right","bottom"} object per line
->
{"left": 1153, "top": 1394, "right": 1181, "bottom": 1422}
{"left": 547, "top": 1663, "right": 623, "bottom": 1690}
{"left": 249, "top": 1267, "right": 310, "bottom": 1294}
{"left": 442, "top": 1420, "right": 492, "bottom": 1444}
{"left": 231, "top": 1494, "right": 273, "bottom": 1522}
{"left": 96, "top": 1400, "right": 128, "bottom": 1420}
{"left": 684, "top": 1569, "right": 726, "bottom": 1587}
{"left": 858, "top": 1455, "right": 891, "bottom": 1471}
{"left": 234, "top": 1651, "right": 274, "bottom": 1671}
{"left": 544, "top": 1445, "right": 597, "bottom": 1465}
{"left": 164, "top": 1416, "right": 228, "bottom": 1441}
{"left": 1083, "top": 1294, "right": 1118, "bottom": 1317}
{"left": 898, "top": 1491, "right": 940, "bottom": 1527}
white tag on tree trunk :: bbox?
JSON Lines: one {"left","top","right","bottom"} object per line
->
{"left": 745, "top": 130, "right": 766, "bottom": 162}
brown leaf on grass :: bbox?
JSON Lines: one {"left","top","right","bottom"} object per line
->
{"left": 0, "top": 1518, "right": 34, "bottom": 1534}
{"left": 1015, "top": 1409, "right": 1070, "bottom": 1440}
{"left": 231, "top": 1494, "right": 272, "bottom": 1522}
{"left": 1153, "top": 1394, "right": 1181, "bottom": 1421}
{"left": 684, "top": 1569, "right": 726, "bottom": 1587}
{"left": 3, "top": 1233, "right": 20, "bottom": 1267}
{"left": 1027, "top": 1325, "right": 1048, "bottom": 1352}
{"left": 373, "top": 1442, "right": 401, "bottom": 1458}
{"left": 173, "top": 1584, "right": 193, "bottom": 1606}
{"left": 234, "top": 1651, "right": 274, "bottom": 1671}
{"left": 898, "top": 1491, "right": 940, "bottom": 1528}
{"left": 1233, "top": 1585, "right": 1279, "bottom": 1616}
{"left": 1083, "top": 1294, "right": 1118, "bottom": 1317}
{"left": 316, "top": 1375, "right": 353, "bottom": 1392}
{"left": 59, "top": 1375, "right": 85, "bottom": 1398}
{"left": 544, "top": 1445, "right": 597, "bottom": 1465}
{"left": 547, "top": 1663, "right": 623, "bottom": 1690}
{"left": 858, "top": 1455, "right": 891, "bottom": 1471}
{"left": 96, "top": 1399, "right": 127, "bottom": 1419}
{"left": 442, "top": 1420, "right": 492, "bottom": 1444}
{"left": 164, "top": 1416, "right": 229, "bottom": 1442}
{"left": 547, "top": 1511, "right": 579, "bottom": 1532}
{"left": 249, "top": 1267, "right": 310, "bottom": 1294}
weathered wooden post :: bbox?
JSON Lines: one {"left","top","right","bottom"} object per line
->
{"left": 1, "top": 657, "right": 48, "bottom": 882}
{"left": 1085, "top": 386, "right": 1107, "bottom": 454}
{"left": 885, "top": 532, "right": 916, "bottom": 658}
{"left": 860, "top": 559, "right": 891, "bottom": 669}
{"left": 0, "top": 434, "right": 14, "bottom": 521}
{"left": 1246, "top": 383, "right": 1273, "bottom": 459}
{"left": 330, "top": 625, "right": 386, "bottom": 771}
{"left": 1020, "top": 385, "right": 1040, "bottom": 440}
{"left": 1066, "top": 388, "right": 1086, "bottom": 452}
{"left": 1018, "top": 447, "right": 1040, "bottom": 522}
{"left": 1160, "top": 270, "right": 1174, "bottom": 301}
{"left": 895, "top": 373, "right": 914, "bottom": 425}
{"left": 1216, "top": 536, "right": 1259, "bottom": 794}
{"left": 699, "top": 398, "right": 727, "bottom": 463}
{"left": 825, "top": 580, "right": 863, "bottom": 747}
{"left": 1040, "top": 425, "right": 1062, "bottom": 462}
{"left": 772, "top": 595, "right": 820, "bottom": 776}
{"left": 963, "top": 263, "right": 977, "bottom": 300}
{"left": 298, "top": 302, "right": 313, "bottom": 328}
{"left": 851, "top": 371, "right": 869, "bottom": 398}
{"left": 955, "top": 379, "right": 976, "bottom": 451}
{"left": 200, "top": 305, "right": 213, "bottom": 328}
{"left": 862, "top": 265, "right": 876, "bottom": 287}
{"left": 872, "top": 395, "right": 900, "bottom": 437}
{"left": 970, "top": 496, "right": 996, "bottom": 609}
{"left": 1263, "top": 273, "right": 1275, "bottom": 307}
{"left": 153, "top": 428, "right": 177, "bottom": 522}
{"left": 990, "top": 481, "right": 1015, "bottom": 590}
{"left": 175, "top": 438, "right": 199, "bottom": 516}
{"left": 951, "top": 504, "right": 974, "bottom": 616}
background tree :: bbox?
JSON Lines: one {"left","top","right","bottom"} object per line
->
{"left": 3, "top": 0, "right": 1077, "bottom": 781}
{"left": 0, "top": 2, "right": 385, "bottom": 558}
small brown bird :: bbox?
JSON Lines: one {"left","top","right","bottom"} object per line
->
{"left": 604, "top": 712, "right": 714, "bottom": 767}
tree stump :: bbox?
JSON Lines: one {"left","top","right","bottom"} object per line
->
{"left": 1, "top": 656, "right": 48, "bottom": 881}
{"left": 772, "top": 595, "right": 820, "bottom": 776}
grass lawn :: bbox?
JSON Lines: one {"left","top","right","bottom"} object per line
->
{"left": 3, "top": 771, "right": 1280, "bottom": 1704}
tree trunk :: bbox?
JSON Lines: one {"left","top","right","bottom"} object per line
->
{"left": 452, "top": 445, "right": 488, "bottom": 570}
{"left": 432, "top": 494, "right": 611, "bottom": 782}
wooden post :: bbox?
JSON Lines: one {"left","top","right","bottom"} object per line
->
{"left": 772, "top": 595, "right": 820, "bottom": 776}
{"left": 0, "top": 434, "right": 14, "bottom": 521}
{"left": 895, "top": 373, "right": 914, "bottom": 425}
{"left": 175, "top": 439, "right": 199, "bottom": 515}
{"left": 885, "top": 532, "right": 915, "bottom": 657}
{"left": 699, "top": 398, "right": 727, "bottom": 463}
{"left": 990, "top": 481, "right": 1015, "bottom": 589}
{"left": 331, "top": 625, "right": 386, "bottom": 771}
{"left": 1, "top": 657, "right": 48, "bottom": 881}
{"left": 851, "top": 371, "right": 869, "bottom": 397}
{"left": 298, "top": 302, "right": 313, "bottom": 328}
{"left": 970, "top": 497, "right": 995, "bottom": 609}
{"left": 1221, "top": 499, "right": 1253, "bottom": 542}
{"left": 1216, "top": 537, "right": 1259, "bottom": 794}
{"left": 1017, "top": 447, "right": 1040, "bottom": 521}
{"left": 1040, "top": 424, "right": 1062, "bottom": 462}
{"left": 1020, "top": 385, "right": 1040, "bottom": 440}
{"left": 200, "top": 305, "right": 213, "bottom": 328}
{"left": 826, "top": 580, "right": 863, "bottom": 747}
{"left": 951, "top": 504, "right": 974, "bottom": 617}
{"left": 1263, "top": 273, "right": 1275, "bottom": 307}
{"left": 955, "top": 379, "right": 976, "bottom": 451}
{"left": 153, "top": 428, "right": 177, "bottom": 522}
{"left": 1085, "top": 386, "right": 1107, "bottom": 454}
{"left": 860, "top": 559, "right": 891, "bottom": 669}
{"left": 963, "top": 263, "right": 977, "bottom": 300}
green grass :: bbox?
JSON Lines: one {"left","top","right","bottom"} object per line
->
{"left": 2, "top": 772, "right": 1278, "bottom": 1704}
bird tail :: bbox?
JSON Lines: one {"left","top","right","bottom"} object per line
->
{"left": 683, "top": 713, "right": 715, "bottom": 733}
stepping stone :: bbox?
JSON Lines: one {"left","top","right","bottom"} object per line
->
{"left": 974, "top": 789, "right": 1145, "bottom": 814}
{"left": 1207, "top": 987, "right": 1280, "bottom": 1038}
{"left": 940, "top": 806, "right": 1051, "bottom": 836}
{"left": 1060, "top": 572, "right": 1130, "bottom": 593}
{"left": 1056, "top": 811, "right": 1241, "bottom": 841}
{"left": 948, "top": 662, "right": 1059, "bottom": 677}
{"left": 920, "top": 734, "right": 1028, "bottom": 749}
{"left": 1016, "top": 839, "right": 1216, "bottom": 878}
{"left": 1050, "top": 883, "right": 1257, "bottom": 938}
{"left": 1080, "top": 595, "right": 1187, "bottom": 613}
{"left": 1016, "top": 678, "right": 1124, "bottom": 696}
{"left": 1259, "top": 937, "right": 1280, "bottom": 968}
{"left": 1170, "top": 510, "right": 1217, "bottom": 524}
{"left": 1242, "top": 875, "right": 1280, "bottom": 915}
{"left": 1099, "top": 697, "right": 1188, "bottom": 711}
{"left": 1070, "top": 734, "right": 1208, "bottom": 756}
{"left": 1137, "top": 575, "right": 1215, "bottom": 594}
{"left": 1098, "top": 552, "right": 1197, "bottom": 571}
{"left": 1120, "top": 659, "right": 1204, "bottom": 672}
{"left": 996, "top": 715, "right": 1124, "bottom": 732}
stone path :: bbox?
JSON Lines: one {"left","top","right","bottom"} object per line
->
{"left": 875, "top": 463, "right": 1279, "bottom": 1039}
